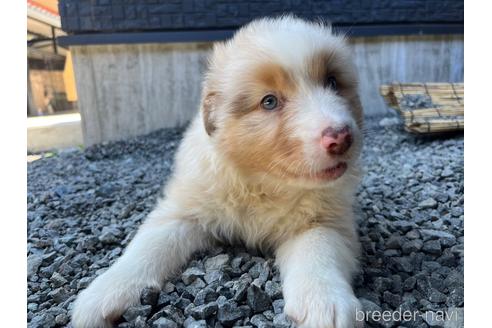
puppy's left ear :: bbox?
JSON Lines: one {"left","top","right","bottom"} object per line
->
{"left": 201, "top": 91, "right": 218, "bottom": 136}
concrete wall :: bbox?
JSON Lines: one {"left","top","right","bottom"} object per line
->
{"left": 71, "top": 43, "right": 211, "bottom": 145}
{"left": 71, "top": 34, "right": 464, "bottom": 145}
{"left": 352, "top": 34, "right": 464, "bottom": 116}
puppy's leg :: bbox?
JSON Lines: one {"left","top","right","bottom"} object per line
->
{"left": 276, "top": 227, "right": 362, "bottom": 328}
{"left": 71, "top": 210, "right": 211, "bottom": 328}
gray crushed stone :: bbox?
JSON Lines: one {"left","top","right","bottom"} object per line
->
{"left": 400, "top": 94, "right": 435, "bottom": 110}
{"left": 27, "top": 118, "right": 463, "bottom": 328}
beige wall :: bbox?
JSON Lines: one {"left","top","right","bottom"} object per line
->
{"left": 71, "top": 43, "right": 211, "bottom": 145}
{"left": 71, "top": 35, "right": 463, "bottom": 145}
{"left": 351, "top": 35, "right": 464, "bottom": 115}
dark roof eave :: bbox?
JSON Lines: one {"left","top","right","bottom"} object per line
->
{"left": 57, "top": 23, "right": 464, "bottom": 47}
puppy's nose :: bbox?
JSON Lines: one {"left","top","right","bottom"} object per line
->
{"left": 321, "top": 126, "right": 353, "bottom": 155}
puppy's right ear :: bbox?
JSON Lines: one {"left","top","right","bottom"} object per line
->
{"left": 202, "top": 92, "right": 218, "bottom": 136}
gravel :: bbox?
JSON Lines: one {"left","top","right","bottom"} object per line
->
{"left": 400, "top": 94, "right": 435, "bottom": 110}
{"left": 27, "top": 117, "right": 463, "bottom": 327}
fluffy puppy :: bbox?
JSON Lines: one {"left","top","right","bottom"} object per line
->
{"left": 72, "top": 16, "right": 364, "bottom": 328}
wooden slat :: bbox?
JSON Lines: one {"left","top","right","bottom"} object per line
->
{"left": 380, "top": 82, "right": 464, "bottom": 134}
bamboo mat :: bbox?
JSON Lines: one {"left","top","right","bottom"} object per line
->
{"left": 380, "top": 83, "right": 464, "bottom": 134}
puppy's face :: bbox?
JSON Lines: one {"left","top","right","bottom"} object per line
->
{"left": 202, "top": 17, "right": 363, "bottom": 187}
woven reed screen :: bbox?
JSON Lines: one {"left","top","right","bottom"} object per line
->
{"left": 380, "top": 83, "right": 464, "bottom": 134}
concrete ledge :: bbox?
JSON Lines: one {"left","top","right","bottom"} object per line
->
{"left": 57, "top": 24, "right": 464, "bottom": 46}
{"left": 69, "top": 35, "right": 463, "bottom": 146}
{"left": 27, "top": 113, "right": 83, "bottom": 152}
{"left": 71, "top": 43, "right": 209, "bottom": 146}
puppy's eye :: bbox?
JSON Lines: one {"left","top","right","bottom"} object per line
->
{"left": 324, "top": 76, "right": 337, "bottom": 91}
{"left": 261, "top": 94, "right": 278, "bottom": 110}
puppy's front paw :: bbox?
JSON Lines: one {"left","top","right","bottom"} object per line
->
{"left": 71, "top": 271, "right": 145, "bottom": 328}
{"left": 284, "top": 283, "right": 363, "bottom": 328}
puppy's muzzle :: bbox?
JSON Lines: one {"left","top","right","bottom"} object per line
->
{"left": 321, "top": 125, "right": 353, "bottom": 155}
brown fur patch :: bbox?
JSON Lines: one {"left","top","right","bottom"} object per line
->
{"left": 308, "top": 51, "right": 363, "bottom": 127}
{"left": 220, "top": 110, "right": 304, "bottom": 179}
{"left": 216, "top": 62, "right": 306, "bottom": 178}
{"left": 307, "top": 51, "right": 357, "bottom": 93}
{"left": 255, "top": 63, "right": 297, "bottom": 94}
{"left": 202, "top": 92, "right": 218, "bottom": 136}
{"left": 229, "top": 63, "right": 296, "bottom": 117}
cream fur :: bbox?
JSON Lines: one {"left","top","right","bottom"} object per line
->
{"left": 72, "top": 16, "right": 364, "bottom": 328}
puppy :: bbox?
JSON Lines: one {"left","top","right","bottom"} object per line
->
{"left": 72, "top": 16, "right": 364, "bottom": 328}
